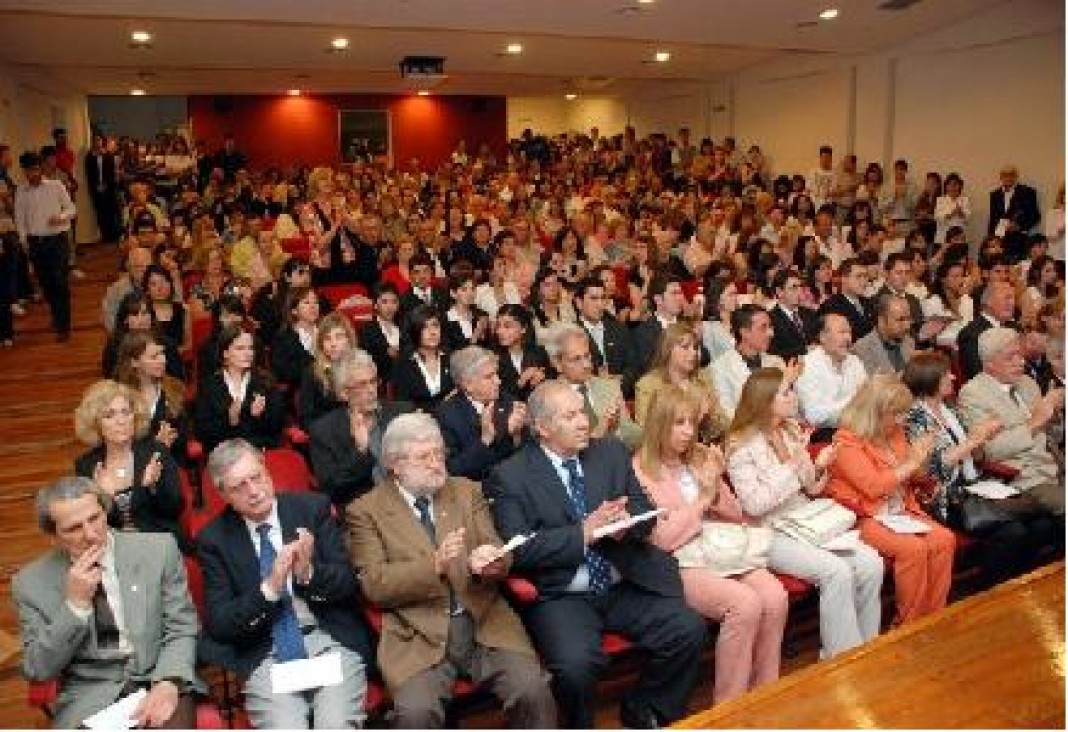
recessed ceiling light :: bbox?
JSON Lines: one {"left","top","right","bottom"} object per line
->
{"left": 130, "top": 30, "right": 152, "bottom": 43}
{"left": 654, "top": 50, "right": 671, "bottom": 63}
{"left": 130, "top": 89, "right": 146, "bottom": 96}
{"left": 637, "top": 0, "right": 656, "bottom": 4}
{"left": 287, "top": 89, "right": 301, "bottom": 96}
{"left": 417, "top": 90, "right": 430, "bottom": 96}
{"left": 506, "top": 43, "right": 523, "bottom": 55}
{"left": 331, "top": 37, "right": 350, "bottom": 50}
{"left": 819, "top": 8, "right": 839, "bottom": 20}
{"left": 565, "top": 93, "right": 578, "bottom": 100}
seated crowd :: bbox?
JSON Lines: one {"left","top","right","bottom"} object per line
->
{"left": 9, "top": 126, "right": 1066, "bottom": 729}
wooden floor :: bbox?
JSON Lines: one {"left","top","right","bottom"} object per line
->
{"left": 676, "top": 562, "right": 1066, "bottom": 730}
{"left": 0, "top": 244, "right": 1061, "bottom": 729}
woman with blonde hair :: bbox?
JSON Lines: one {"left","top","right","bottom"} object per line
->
{"left": 634, "top": 384, "right": 787, "bottom": 703}
{"left": 634, "top": 320, "right": 726, "bottom": 442}
{"left": 299, "top": 311, "right": 357, "bottom": 426}
{"left": 727, "top": 367, "right": 884, "bottom": 658}
{"left": 73, "top": 379, "right": 187, "bottom": 552}
{"left": 827, "top": 373, "right": 954, "bottom": 625}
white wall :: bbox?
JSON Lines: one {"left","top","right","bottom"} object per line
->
{"left": 0, "top": 62, "right": 94, "bottom": 242}
{"left": 508, "top": 95, "right": 628, "bottom": 138}
{"left": 506, "top": 0, "right": 1064, "bottom": 243}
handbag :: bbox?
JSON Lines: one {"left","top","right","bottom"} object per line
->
{"left": 771, "top": 498, "right": 856, "bottom": 546}
{"left": 673, "top": 521, "right": 773, "bottom": 577}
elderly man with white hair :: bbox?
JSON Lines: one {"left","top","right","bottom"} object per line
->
{"left": 544, "top": 321, "right": 641, "bottom": 450}
{"left": 958, "top": 327, "right": 1066, "bottom": 522}
{"left": 308, "top": 348, "right": 412, "bottom": 507}
{"left": 434, "top": 345, "right": 527, "bottom": 481}
{"left": 346, "top": 413, "right": 555, "bottom": 729}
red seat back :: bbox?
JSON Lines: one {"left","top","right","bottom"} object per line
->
{"left": 264, "top": 448, "right": 313, "bottom": 492}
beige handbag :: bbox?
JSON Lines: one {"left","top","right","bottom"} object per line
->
{"left": 771, "top": 497, "right": 856, "bottom": 546}
{"left": 673, "top": 521, "right": 773, "bottom": 577}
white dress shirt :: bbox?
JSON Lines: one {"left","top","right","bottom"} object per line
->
{"left": 66, "top": 532, "right": 133, "bottom": 654}
{"left": 921, "top": 294, "right": 974, "bottom": 349}
{"left": 540, "top": 445, "right": 620, "bottom": 593}
{"left": 796, "top": 346, "right": 869, "bottom": 428}
{"left": 14, "top": 178, "right": 76, "bottom": 241}
{"left": 244, "top": 502, "right": 315, "bottom": 626}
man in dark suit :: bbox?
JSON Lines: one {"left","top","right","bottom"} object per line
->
{"left": 988, "top": 164, "right": 1041, "bottom": 263}
{"left": 198, "top": 439, "right": 372, "bottom": 728}
{"left": 573, "top": 276, "right": 637, "bottom": 397}
{"left": 84, "top": 133, "right": 121, "bottom": 243}
{"left": 308, "top": 348, "right": 411, "bottom": 507}
{"left": 13, "top": 477, "right": 198, "bottom": 729}
{"left": 484, "top": 380, "right": 706, "bottom": 729}
{"left": 768, "top": 268, "right": 817, "bottom": 361}
{"left": 435, "top": 346, "right": 526, "bottom": 481}
{"left": 819, "top": 257, "right": 874, "bottom": 340}
{"left": 958, "top": 279, "right": 1018, "bottom": 381}
{"left": 357, "top": 282, "right": 403, "bottom": 384}
{"left": 399, "top": 252, "right": 449, "bottom": 324}
{"left": 632, "top": 272, "right": 709, "bottom": 375}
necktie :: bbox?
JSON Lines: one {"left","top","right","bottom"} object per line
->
{"left": 1008, "top": 386, "right": 1027, "bottom": 409}
{"left": 92, "top": 584, "right": 121, "bottom": 650}
{"left": 256, "top": 524, "right": 307, "bottom": 662}
{"left": 413, "top": 496, "right": 461, "bottom": 614}
{"left": 561, "top": 459, "right": 613, "bottom": 595}
{"left": 577, "top": 383, "right": 598, "bottom": 429}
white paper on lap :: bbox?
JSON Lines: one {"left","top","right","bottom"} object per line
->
{"left": 271, "top": 651, "right": 344, "bottom": 695}
{"left": 83, "top": 689, "right": 146, "bottom": 730}
{"left": 963, "top": 480, "right": 1020, "bottom": 500}
{"left": 875, "top": 513, "right": 931, "bottom": 535}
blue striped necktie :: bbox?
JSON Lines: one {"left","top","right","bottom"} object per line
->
{"left": 256, "top": 524, "right": 307, "bottom": 662}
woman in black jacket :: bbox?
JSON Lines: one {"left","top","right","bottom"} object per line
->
{"left": 492, "top": 303, "right": 550, "bottom": 401}
{"left": 270, "top": 284, "right": 320, "bottom": 389}
{"left": 73, "top": 379, "right": 189, "bottom": 553}
{"left": 195, "top": 323, "right": 286, "bottom": 452}
{"left": 391, "top": 304, "right": 454, "bottom": 411}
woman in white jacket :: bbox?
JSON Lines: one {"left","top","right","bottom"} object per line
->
{"left": 726, "top": 367, "right": 884, "bottom": 658}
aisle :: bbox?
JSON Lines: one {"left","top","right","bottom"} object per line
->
{"left": 0, "top": 243, "right": 115, "bottom": 728}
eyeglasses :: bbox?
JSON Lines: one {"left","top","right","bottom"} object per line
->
{"left": 403, "top": 449, "right": 446, "bottom": 465}
{"left": 101, "top": 406, "right": 134, "bottom": 420}
{"left": 223, "top": 469, "right": 270, "bottom": 493}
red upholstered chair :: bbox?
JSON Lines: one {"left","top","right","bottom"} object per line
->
{"left": 280, "top": 235, "right": 312, "bottom": 260}
{"left": 264, "top": 447, "right": 314, "bottom": 492}
{"left": 502, "top": 576, "right": 634, "bottom": 656}
{"left": 26, "top": 680, "right": 228, "bottom": 728}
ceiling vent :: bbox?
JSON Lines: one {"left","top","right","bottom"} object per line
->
{"left": 879, "top": 0, "right": 922, "bottom": 10}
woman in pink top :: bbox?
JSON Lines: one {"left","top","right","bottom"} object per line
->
{"left": 633, "top": 384, "right": 787, "bottom": 703}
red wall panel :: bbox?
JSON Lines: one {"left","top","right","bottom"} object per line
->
{"left": 188, "top": 94, "right": 506, "bottom": 170}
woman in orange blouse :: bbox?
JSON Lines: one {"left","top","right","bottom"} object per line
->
{"left": 633, "top": 384, "right": 787, "bottom": 703}
{"left": 826, "top": 374, "right": 954, "bottom": 625}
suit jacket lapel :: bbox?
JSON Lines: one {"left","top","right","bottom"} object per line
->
{"left": 526, "top": 445, "right": 581, "bottom": 523}
{"left": 223, "top": 509, "right": 263, "bottom": 589}
{"left": 382, "top": 480, "right": 436, "bottom": 554}
{"left": 113, "top": 535, "right": 146, "bottom": 653}
{"left": 578, "top": 445, "right": 607, "bottom": 513}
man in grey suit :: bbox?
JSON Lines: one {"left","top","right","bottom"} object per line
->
{"left": 959, "top": 328, "right": 1066, "bottom": 520}
{"left": 852, "top": 293, "right": 915, "bottom": 376}
{"left": 544, "top": 322, "right": 641, "bottom": 450}
{"left": 12, "top": 477, "right": 198, "bottom": 729}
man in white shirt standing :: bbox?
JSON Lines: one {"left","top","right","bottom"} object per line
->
{"left": 808, "top": 145, "right": 836, "bottom": 209}
{"left": 796, "top": 313, "right": 868, "bottom": 440}
{"left": 14, "top": 151, "right": 76, "bottom": 341}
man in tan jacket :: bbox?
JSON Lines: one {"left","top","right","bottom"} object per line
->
{"left": 346, "top": 413, "right": 555, "bottom": 728}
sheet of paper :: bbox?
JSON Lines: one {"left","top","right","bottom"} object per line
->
{"left": 822, "top": 529, "right": 861, "bottom": 552}
{"left": 271, "top": 651, "right": 344, "bottom": 695}
{"left": 491, "top": 533, "right": 533, "bottom": 561}
{"left": 964, "top": 480, "right": 1020, "bottom": 500}
{"left": 83, "top": 688, "right": 147, "bottom": 730}
{"left": 875, "top": 513, "right": 931, "bottom": 535}
{"left": 995, "top": 218, "right": 1010, "bottom": 238}
{"left": 593, "top": 509, "right": 664, "bottom": 540}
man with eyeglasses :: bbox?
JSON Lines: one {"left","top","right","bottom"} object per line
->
{"left": 347, "top": 413, "right": 556, "bottom": 728}
{"left": 197, "top": 438, "right": 372, "bottom": 729}
{"left": 308, "top": 348, "right": 413, "bottom": 508}
{"left": 852, "top": 293, "right": 916, "bottom": 376}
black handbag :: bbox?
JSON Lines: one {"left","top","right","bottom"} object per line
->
{"left": 948, "top": 492, "right": 1012, "bottom": 534}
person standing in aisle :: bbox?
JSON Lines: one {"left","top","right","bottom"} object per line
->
{"left": 14, "top": 151, "right": 76, "bottom": 341}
